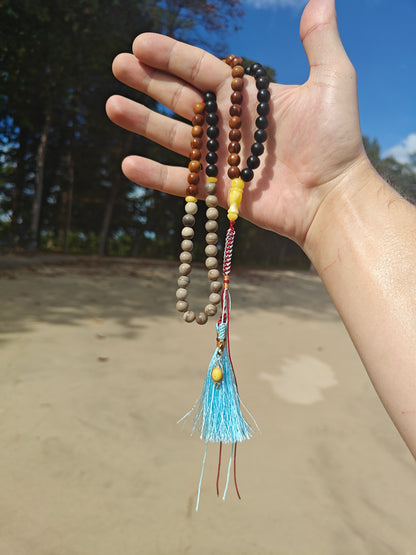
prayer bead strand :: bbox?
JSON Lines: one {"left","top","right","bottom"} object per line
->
{"left": 177, "top": 92, "right": 222, "bottom": 325}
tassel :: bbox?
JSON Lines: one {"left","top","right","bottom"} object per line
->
{"left": 180, "top": 221, "right": 258, "bottom": 510}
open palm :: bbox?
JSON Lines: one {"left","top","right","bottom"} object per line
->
{"left": 106, "top": 0, "right": 366, "bottom": 247}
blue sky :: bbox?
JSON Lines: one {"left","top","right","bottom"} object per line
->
{"left": 227, "top": 0, "right": 416, "bottom": 163}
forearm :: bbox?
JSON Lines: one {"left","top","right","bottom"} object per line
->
{"left": 305, "top": 158, "right": 416, "bottom": 456}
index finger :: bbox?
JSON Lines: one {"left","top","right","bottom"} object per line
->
{"left": 132, "top": 33, "right": 230, "bottom": 92}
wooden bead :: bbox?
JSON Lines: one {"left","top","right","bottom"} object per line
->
{"left": 181, "top": 239, "right": 193, "bottom": 251}
{"left": 179, "top": 251, "right": 192, "bottom": 263}
{"left": 191, "top": 137, "right": 202, "bottom": 149}
{"left": 205, "top": 244, "right": 217, "bottom": 257}
{"left": 182, "top": 213, "right": 195, "bottom": 226}
{"left": 183, "top": 310, "right": 195, "bottom": 323}
{"left": 189, "top": 149, "right": 201, "bottom": 160}
{"left": 193, "top": 102, "right": 205, "bottom": 114}
{"left": 176, "top": 300, "right": 188, "bottom": 312}
{"left": 229, "top": 116, "right": 241, "bottom": 129}
{"left": 181, "top": 227, "right": 194, "bottom": 239}
{"left": 230, "top": 91, "right": 243, "bottom": 104}
{"left": 226, "top": 54, "right": 235, "bottom": 65}
{"left": 187, "top": 172, "right": 200, "bottom": 185}
{"left": 228, "top": 141, "right": 241, "bottom": 153}
{"left": 192, "top": 125, "right": 203, "bottom": 137}
{"left": 232, "top": 57, "right": 243, "bottom": 67}
{"left": 206, "top": 207, "right": 219, "bottom": 220}
{"left": 209, "top": 293, "right": 221, "bottom": 305}
{"left": 232, "top": 65, "right": 245, "bottom": 78}
{"left": 205, "top": 257, "right": 218, "bottom": 269}
{"left": 205, "top": 181, "right": 217, "bottom": 195}
{"left": 208, "top": 269, "right": 220, "bottom": 280}
{"left": 231, "top": 77, "right": 244, "bottom": 91}
{"left": 176, "top": 288, "right": 188, "bottom": 300}
{"left": 188, "top": 160, "right": 201, "bottom": 173}
{"left": 228, "top": 153, "right": 240, "bottom": 166}
{"left": 206, "top": 232, "right": 218, "bottom": 244}
{"left": 192, "top": 113, "right": 204, "bottom": 126}
{"left": 228, "top": 166, "right": 240, "bottom": 179}
{"left": 178, "top": 275, "right": 190, "bottom": 287}
{"left": 186, "top": 185, "right": 198, "bottom": 197}
{"left": 196, "top": 312, "right": 208, "bottom": 325}
{"left": 179, "top": 263, "right": 191, "bottom": 275}
{"left": 205, "top": 220, "right": 218, "bottom": 232}
{"left": 229, "top": 129, "right": 241, "bottom": 141}
{"left": 229, "top": 104, "right": 242, "bottom": 117}
{"left": 205, "top": 304, "right": 217, "bottom": 317}
{"left": 185, "top": 202, "right": 198, "bottom": 214}
{"left": 210, "top": 281, "right": 222, "bottom": 293}
{"left": 205, "top": 195, "right": 218, "bottom": 208}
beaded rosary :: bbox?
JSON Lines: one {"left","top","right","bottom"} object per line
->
{"left": 176, "top": 55, "right": 270, "bottom": 510}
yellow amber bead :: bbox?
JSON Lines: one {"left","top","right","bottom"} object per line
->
{"left": 207, "top": 176, "right": 217, "bottom": 183}
{"left": 185, "top": 195, "right": 197, "bottom": 203}
{"left": 227, "top": 177, "right": 244, "bottom": 221}
{"left": 211, "top": 366, "right": 223, "bottom": 383}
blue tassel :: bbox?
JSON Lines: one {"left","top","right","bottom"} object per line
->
{"left": 190, "top": 321, "right": 253, "bottom": 443}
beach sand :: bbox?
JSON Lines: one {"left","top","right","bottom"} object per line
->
{"left": 1, "top": 255, "right": 415, "bottom": 554}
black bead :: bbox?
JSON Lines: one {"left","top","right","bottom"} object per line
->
{"left": 251, "top": 63, "right": 262, "bottom": 74}
{"left": 245, "top": 65, "right": 252, "bottom": 75}
{"left": 206, "top": 151, "right": 218, "bottom": 164}
{"left": 206, "top": 164, "right": 218, "bottom": 177}
{"left": 247, "top": 155, "right": 260, "bottom": 170}
{"left": 251, "top": 142, "right": 264, "bottom": 156}
{"left": 257, "top": 88, "right": 270, "bottom": 103}
{"left": 254, "top": 129, "right": 267, "bottom": 143}
{"left": 204, "top": 91, "right": 216, "bottom": 102}
{"left": 207, "top": 139, "right": 219, "bottom": 152}
{"left": 207, "top": 125, "right": 219, "bottom": 139}
{"left": 206, "top": 112, "right": 218, "bottom": 125}
{"left": 256, "top": 116, "right": 268, "bottom": 130}
{"left": 255, "top": 67, "right": 267, "bottom": 79}
{"left": 257, "top": 102, "right": 270, "bottom": 116}
{"left": 241, "top": 168, "right": 254, "bottom": 182}
{"left": 205, "top": 100, "right": 217, "bottom": 113}
{"left": 256, "top": 75, "right": 270, "bottom": 90}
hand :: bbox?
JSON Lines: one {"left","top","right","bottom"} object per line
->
{"left": 106, "top": 0, "right": 367, "bottom": 248}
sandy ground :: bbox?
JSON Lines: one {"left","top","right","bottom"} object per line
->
{"left": 0, "top": 255, "right": 415, "bottom": 555}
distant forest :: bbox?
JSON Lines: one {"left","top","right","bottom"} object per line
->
{"left": 1, "top": 0, "right": 415, "bottom": 268}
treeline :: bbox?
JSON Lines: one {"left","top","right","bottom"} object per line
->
{"left": 1, "top": 1, "right": 415, "bottom": 268}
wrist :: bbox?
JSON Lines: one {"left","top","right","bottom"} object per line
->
{"left": 303, "top": 155, "right": 388, "bottom": 269}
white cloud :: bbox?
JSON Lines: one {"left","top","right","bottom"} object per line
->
{"left": 244, "top": 0, "right": 307, "bottom": 9}
{"left": 384, "top": 133, "right": 416, "bottom": 165}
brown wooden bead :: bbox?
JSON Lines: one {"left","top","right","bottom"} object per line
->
{"left": 193, "top": 102, "right": 205, "bottom": 114}
{"left": 188, "top": 160, "right": 201, "bottom": 173}
{"left": 229, "top": 104, "right": 242, "bottom": 117}
{"left": 189, "top": 149, "right": 201, "bottom": 160}
{"left": 229, "top": 116, "right": 241, "bottom": 129}
{"left": 229, "top": 129, "right": 241, "bottom": 142}
{"left": 186, "top": 185, "right": 198, "bottom": 196}
{"left": 191, "top": 137, "right": 202, "bottom": 149}
{"left": 231, "top": 77, "right": 243, "bottom": 91}
{"left": 192, "top": 113, "right": 204, "bottom": 126}
{"left": 232, "top": 65, "right": 245, "bottom": 78}
{"left": 228, "top": 141, "right": 241, "bottom": 153}
{"left": 192, "top": 125, "right": 203, "bottom": 137}
{"left": 230, "top": 91, "right": 243, "bottom": 104}
{"left": 187, "top": 172, "right": 200, "bottom": 185}
{"left": 228, "top": 166, "right": 240, "bottom": 179}
{"left": 228, "top": 153, "right": 240, "bottom": 166}
{"left": 226, "top": 54, "right": 235, "bottom": 66}
{"left": 232, "top": 57, "right": 243, "bottom": 67}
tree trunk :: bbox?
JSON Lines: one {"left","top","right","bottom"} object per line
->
{"left": 30, "top": 113, "right": 51, "bottom": 251}
{"left": 11, "top": 127, "right": 28, "bottom": 238}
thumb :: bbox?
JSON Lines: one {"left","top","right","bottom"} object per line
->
{"left": 300, "top": 0, "right": 352, "bottom": 77}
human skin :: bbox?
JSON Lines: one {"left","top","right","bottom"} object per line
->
{"left": 106, "top": 0, "right": 416, "bottom": 457}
